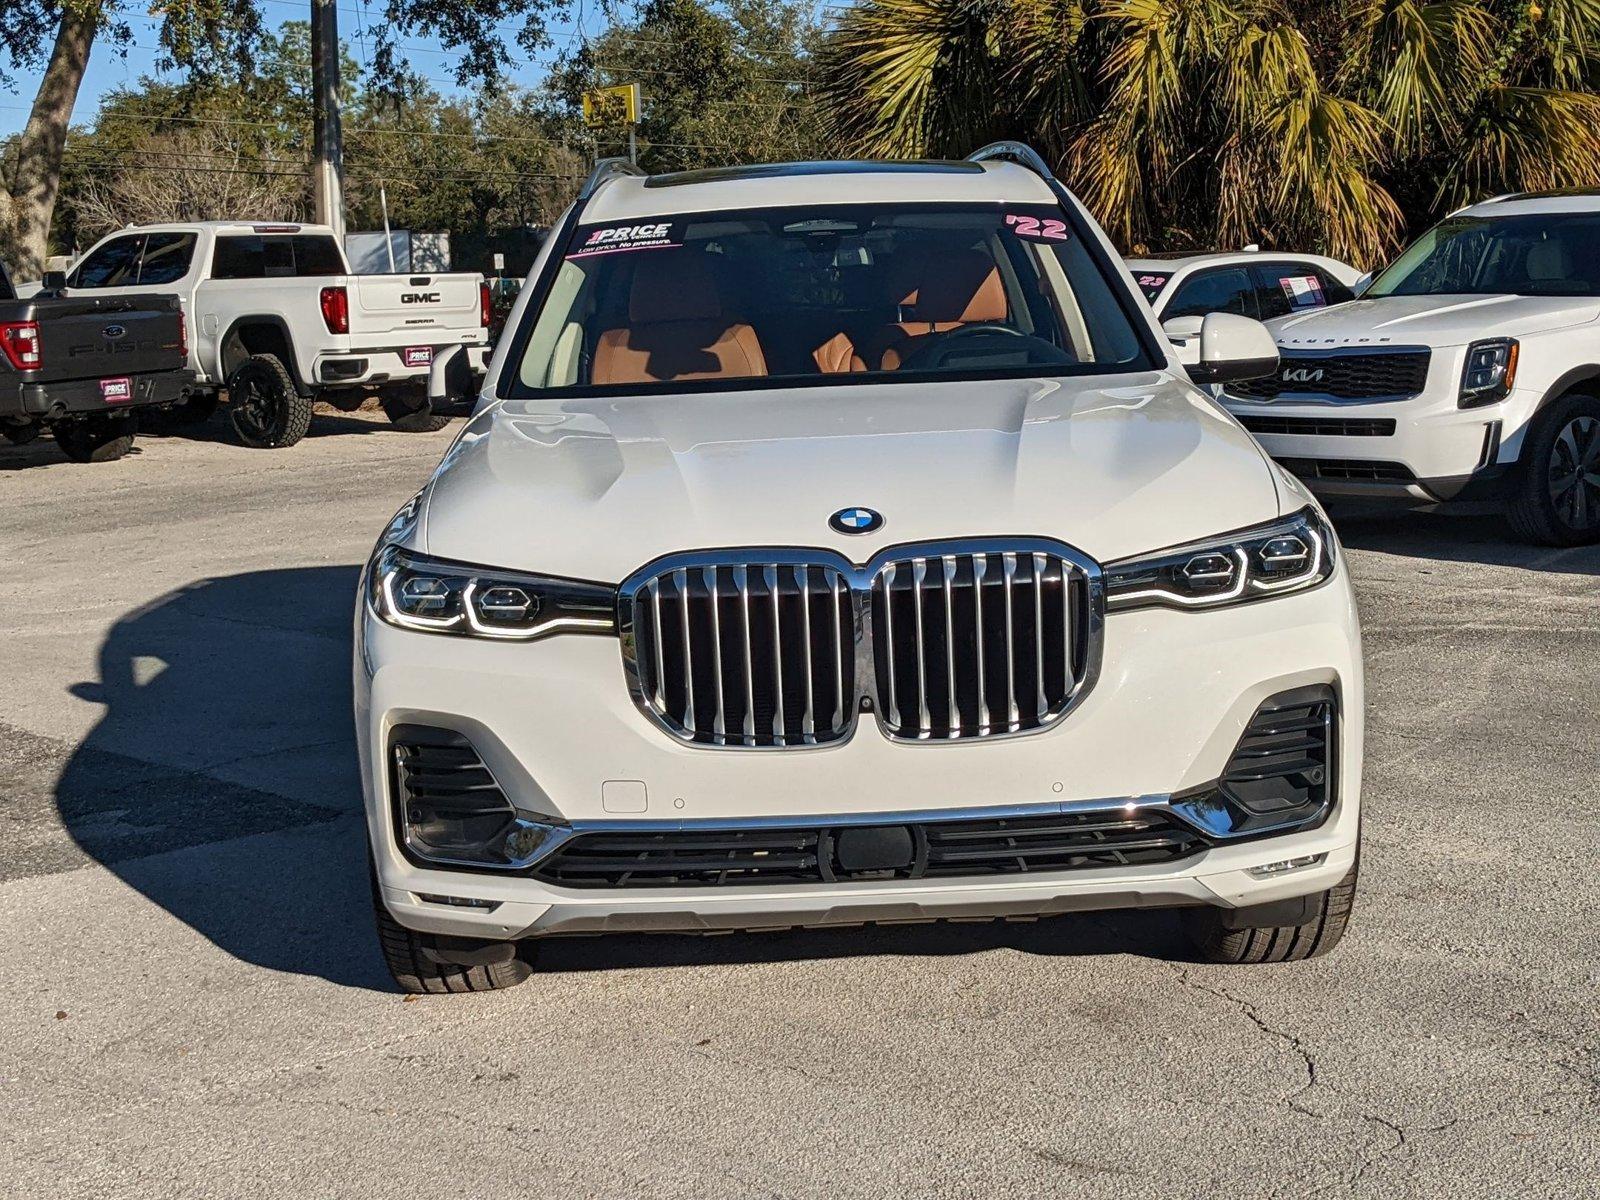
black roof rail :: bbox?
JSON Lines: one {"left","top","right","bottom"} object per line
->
{"left": 578, "top": 156, "right": 646, "bottom": 201}
{"left": 965, "top": 141, "right": 1059, "bottom": 184}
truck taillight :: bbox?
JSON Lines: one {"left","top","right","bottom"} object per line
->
{"left": 479, "top": 281, "right": 492, "bottom": 329}
{"left": 178, "top": 305, "right": 188, "bottom": 357}
{"left": 320, "top": 285, "right": 349, "bottom": 334}
{"left": 0, "top": 321, "right": 42, "bottom": 371}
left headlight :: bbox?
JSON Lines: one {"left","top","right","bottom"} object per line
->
{"left": 1105, "top": 507, "right": 1336, "bottom": 612}
{"left": 369, "top": 546, "right": 618, "bottom": 639}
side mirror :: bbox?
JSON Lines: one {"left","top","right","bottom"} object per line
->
{"left": 1351, "top": 271, "right": 1373, "bottom": 298}
{"left": 1184, "top": 312, "right": 1278, "bottom": 386}
{"left": 41, "top": 270, "right": 66, "bottom": 292}
{"left": 1160, "top": 315, "right": 1204, "bottom": 366}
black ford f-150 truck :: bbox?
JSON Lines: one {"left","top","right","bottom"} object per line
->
{"left": 1, "top": 261, "right": 192, "bottom": 462}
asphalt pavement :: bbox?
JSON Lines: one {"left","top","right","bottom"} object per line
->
{"left": 1, "top": 410, "right": 1596, "bottom": 1199}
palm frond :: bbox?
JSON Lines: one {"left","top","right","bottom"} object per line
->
{"left": 1343, "top": 0, "right": 1495, "bottom": 151}
{"left": 1441, "top": 84, "right": 1600, "bottom": 207}
{"left": 816, "top": 0, "right": 1007, "bottom": 158}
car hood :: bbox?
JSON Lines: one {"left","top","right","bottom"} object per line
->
{"left": 419, "top": 374, "right": 1284, "bottom": 581}
{"left": 1270, "top": 293, "right": 1600, "bottom": 349}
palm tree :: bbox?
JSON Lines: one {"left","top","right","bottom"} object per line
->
{"left": 817, "top": 0, "right": 1600, "bottom": 266}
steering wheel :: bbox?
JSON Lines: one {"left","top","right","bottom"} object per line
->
{"left": 895, "top": 322, "right": 1074, "bottom": 372}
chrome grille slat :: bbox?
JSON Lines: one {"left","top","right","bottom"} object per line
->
{"left": 675, "top": 567, "right": 694, "bottom": 732}
{"left": 973, "top": 554, "right": 990, "bottom": 735}
{"left": 942, "top": 555, "right": 959, "bottom": 740}
{"left": 735, "top": 564, "right": 756, "bottom": 745}
{"left": 764, "top": 564, "right": 786, "bottom": 746}
{"left": 704, "top": 565, "right": 725, "bottom": 742}
{"left": 1032, "top": 553, "right": 1047, "bottom": 717}
{"left": 911, "top": 557, "right": 931, "bottom": 739}
{"left": 624, "top": 540, "right": 1099, "bottom": 749}
{"left": 1002, "top": 552, "right": 1019, "bottom": 732}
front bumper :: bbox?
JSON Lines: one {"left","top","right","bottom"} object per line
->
{"left": 1223, "top": 382, "right": 1540, "bottom": 503}
{"left": 358, "top": 563, "right": 1363, "bottom": 940}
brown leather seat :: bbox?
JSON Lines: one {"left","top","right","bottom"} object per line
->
{"left": 592, "top": 253, "right": 767, "bottom": 385}
{"left": 812, "top": 330, "right": 868, "bottom": 374}
{"left": 866, "top": 249, "right": 1010, "bottom": 370}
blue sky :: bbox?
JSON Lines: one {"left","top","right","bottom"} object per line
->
{"left": 1, "top": 1, "right": 595, "bottom": 137}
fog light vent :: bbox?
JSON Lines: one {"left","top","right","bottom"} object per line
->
{"left": 391, "top": 725, "right": 526, "bottom": 868}
{"left": 1221, "top": 689, "right": 1335, "bottom": 820}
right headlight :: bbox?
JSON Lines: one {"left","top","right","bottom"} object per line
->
{"left": 368, "top": 545, "right": 618, "bottom": 640}
{"left": 1104, "top": 507, "right": 1336, "bottom": 611}
{"left": 1458, "top": 337, "right": 1518, "bottom": 408}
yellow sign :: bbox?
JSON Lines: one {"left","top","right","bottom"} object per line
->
{"left": 582, "top": 83, "right": 641, "bottom": 128}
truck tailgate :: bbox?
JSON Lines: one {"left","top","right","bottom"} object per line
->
{"left": 26, "top": 294, "right": 185, "bottom": 383}
{"left": 348, "top": 273, "right": 484, "bottom": 341}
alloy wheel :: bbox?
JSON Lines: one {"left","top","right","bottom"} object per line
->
{"left": 1548, "top": 414, "right": 1600, "bottom": 531}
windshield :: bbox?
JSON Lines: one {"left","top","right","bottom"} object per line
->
{"left": 1367, "top": 211, "right": 1600, "bottom": 298}
{"left": 508, "top": 203, "right": 1151, "bottom": 395}
{"left": 1130, "top": 271, "right": 1171, "bottom": 302}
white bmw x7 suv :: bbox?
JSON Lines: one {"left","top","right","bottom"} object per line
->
{"left": 355, "top": 144, "right": 1364, "bottom": 993}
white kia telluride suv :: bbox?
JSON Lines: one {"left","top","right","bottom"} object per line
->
{"left": 1219, "top": 191, "right": 1600, "bottom": 544}
{"left": 355, "top": 145, "right": 1364, "bottom": 993}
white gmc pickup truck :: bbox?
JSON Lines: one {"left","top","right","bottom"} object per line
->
{"left": 54, "top": 221, "right": 491, "bottom": 447}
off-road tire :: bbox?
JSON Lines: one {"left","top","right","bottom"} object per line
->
{"left": 372, "top": 881, "right": 534, "bottom": 994}
{"left": 227, "top": 354, "right": 311, "bottom": 449}
{"left": 2, "top": 422, "right": 40, "bottom": 445}
{"left": 1505, "top": 393, "right": 1600, "bottom": 546}
{"left": 1186, "top": 863, "right": 1358, "bottom": 964}
{"left": 381, "top": 387, "right": 451, "bottom": 433}
{"left": 53, "top": 412, "right": 137, "bottom": 463}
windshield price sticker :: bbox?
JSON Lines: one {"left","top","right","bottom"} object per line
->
{"left": 1279, "top": 274, "right": 1326, "bottom": 308}
{"left": 1004, "top": 213, "right": 1071, "bottom": 241}
{"left": 568, "top": 222, "right": 682, "bottom": 258}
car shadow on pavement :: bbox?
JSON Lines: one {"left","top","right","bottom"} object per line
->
{"left": 1325, "top": 502, "right": 1600, "bottom": 574}
{"left": 57, "top": 566, "right": 1192, "bottom": 993}
{"left": 54, "top": 566, "right": 393, "bottom": 992}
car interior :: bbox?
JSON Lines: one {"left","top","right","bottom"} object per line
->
{"left": 519, "top": 208, "right": 1137, "bottom": 391}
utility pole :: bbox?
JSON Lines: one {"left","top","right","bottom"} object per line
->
{"left": 310, "top": 0, "right": 345, "bottom": 241}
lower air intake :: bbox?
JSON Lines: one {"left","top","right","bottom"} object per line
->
{"left": 531, "top": 808, "right": 1204, "bottom": 889}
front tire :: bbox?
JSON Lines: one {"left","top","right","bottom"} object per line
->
{"left": 1506, "top": 393, "right": 1600, "bottom": 545}
{"left": 1186, "top": 863, "right": 1357, "bottom": 964}
{"left": 381, "top": 386, "right": 451, "bottom": 433}
{"left": 53, "top": 412, "right": 137, "bottom": 463}
{"left": 372, "top": 882, "right": 534, "bottom": 994}
{"left": 228, "top": 354, "right": 311, "bottom": 449}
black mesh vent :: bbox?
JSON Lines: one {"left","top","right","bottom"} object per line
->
{"left": 1279, "top": 457, "right": 1417, "bottom": 482}
{"left": 1227, "top": 350, "right": 1430, "bottom": 402}
{"left": 531, "top": 809, "right": 1204, "bottom": 889}
{"left": 1239, "top": 416, "right": 1397, "bottom": 437}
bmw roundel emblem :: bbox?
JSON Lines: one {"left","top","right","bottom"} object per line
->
{"left": 829, "top": 506, "right": 883, "bottom": 535}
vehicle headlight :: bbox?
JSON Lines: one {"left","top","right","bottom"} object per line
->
{"left": 369, "top": 545, "right": 617, "bottom": 639}
{"left": 1459, "top": 337, "right": 1518, "bottom": 408}
{"left": 1104, "top": 508, "right": 1336, "bottom": 611}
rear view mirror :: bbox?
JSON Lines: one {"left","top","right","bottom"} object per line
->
{"left": 1183, "top": 313, "right": 1278, "bottom": 386}
{"left": 1352, "top": 270, "right": 1374, "bottom": 298}
{"left": 41, "top": 270, "right": 66, "bottom": 292}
